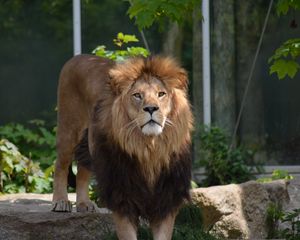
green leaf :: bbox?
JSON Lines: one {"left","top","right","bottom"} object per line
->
{"left": 269, "top": 38, "right": 300, "bottom": 62}
{"left": 14, "top": 163, "right": 24, "bottom": 173}
{"left": 122, "top": 34, "right": 139, "bottom": 43}
{"left": 277, "top": 0, "right": 290, "bottom": 15}
{"left": 127, "top": 47, "right": 150, "bottom": 57}
{"left": 127, "top": 0, "right": 201, "bottom": 30}
{"left": 270, "top": 59, "right": 300, "bottom": 79}
{"left": 190, "top": 180, "right": 198, "bottom": 189}
{"left": 44, "top": 165, "right": 54, "bottom": 179}
{"left": 117, "top": 32, "right": 124, "bottom": 40}
{"left": 92, "top": 45, "right": 107, "bottom": 57}
{"left": 276, "top": 0, "right": 300, "bottom": 15}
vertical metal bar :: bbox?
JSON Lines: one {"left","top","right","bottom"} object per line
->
{"left": 73, "top": 0, "right": 82, "bottom": 55}
{"left": 202, "top": 0, "right": 211, "bottom": 125}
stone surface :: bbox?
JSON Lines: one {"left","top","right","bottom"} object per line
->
{"left": 0, "top": 180, "right": 293, "bottom": 240}
{"left": 191, "top": 180, "right": 290, "bottom": 239}
{"left": 0, "top": 193, "right": 113, "bottom": 240}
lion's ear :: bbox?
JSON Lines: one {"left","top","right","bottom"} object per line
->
{"left": 163, "top": 68, "right": 189, "bottom": 91}
{"left": 150, "top": 56, "right": 189, "bottom": 91}
{"left": 109, "top": 59, "right": 143, "bottom": 95}
{"left": 109, "top": 68, "right": 123, "bottom": 95}
{"left": 176, "top": 69, "right": 188, "bottom": 91}
{"left": 109, "top": 68, "right": 134, "bottom": 95}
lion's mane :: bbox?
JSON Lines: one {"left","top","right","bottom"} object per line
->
{"left": 77, "top": 56, "right": 193, "bottom": 223}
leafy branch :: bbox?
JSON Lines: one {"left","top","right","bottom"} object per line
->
{"left": 269, "top": 0, "right": 300, "bottom": 79}
{"left": 126, "top": 0, "right": 202, "bottom": 30}
{"left": 269, "top": 38, "right": 300, "bottom": 79}
{"left": 92, "top": 32, "right": 149, "bottom": 61}
{"left": 276, "top": 0, "right": 300, "bottom": 15}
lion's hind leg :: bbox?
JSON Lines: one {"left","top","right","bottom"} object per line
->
{"left": 52, "top": 120, "right": 80, "bottom": 212}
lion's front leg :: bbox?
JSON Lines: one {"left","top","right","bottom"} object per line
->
{"left": 52, "top": 148, "right": 73, "bottom": 212}
{"left": 113, "top": 212, "right": 138, "bottom": 240}
{"left": 151, "top": 213, "right": 177, "bottom": 240}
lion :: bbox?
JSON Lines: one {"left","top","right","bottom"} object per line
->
{"left": 52, "top": 54, "right": 193, "bottom": 240}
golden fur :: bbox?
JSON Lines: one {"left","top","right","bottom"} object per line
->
{"left": 52, "top": 54, "right": 193, "bottom": 240}
{"left": 97, "top": 56, "right": 193, "bottom": 186}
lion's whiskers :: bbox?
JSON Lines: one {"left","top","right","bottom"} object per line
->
{"left": 122, "top": 119, "right": 136, "bottom": 129}
{"left": 165, "top": 118, "right": 174, "bottom": 128}
{"left": 124, "top": 118, "right": 139, "bottom": 139}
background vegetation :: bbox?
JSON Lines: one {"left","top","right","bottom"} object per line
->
{"left": 0, "top": 0, "right": 299, "bottom": 239}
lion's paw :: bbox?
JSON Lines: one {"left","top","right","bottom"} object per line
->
{"left": 76, "top": 200, "right": 99, "bottom": 213}
{"left": 52, "top": 200, "right": 73, "bottom": 212}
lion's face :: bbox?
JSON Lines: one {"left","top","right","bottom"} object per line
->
{"left": 125, "top": 77, "right": 172, "bottom": 136}
{"left": 109, "top": 56, "right": 193, "bottom": 158}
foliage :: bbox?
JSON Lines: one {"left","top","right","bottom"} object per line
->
{"left": 0, "top": 120, "right": 56, "bottom": 169}
{"left": 172, "top": 204, "right": 217, "bottom": 240}
{"left": 103, "top": 204, "right": 218, "bottom": 240}
{"left": 93, "top": 32, "right": 149, "bottom": 61}
{"left": 266, "top": 203, "right": 300, "bottom": 240}
{"left": 257, "top": 169, "right": 294, "bottom": 183}
{"left": 126, "top": 0, "right": 202, "bottom": 30}
{"left": 279, "top": 208, "right": 300, "bottom": 239}
{"left": 266, "top": 202, "right": 284, "bottom": 238}
{"left": 190, "top": 180, "right": 198, "bottom": 189}
{"left": 269, "top": 39, "right": 300, "bottom": 79}
{"left": 195, "top": 126, "right": 259, "bottom": 186}
{"left": 276, "top": 0, "right": 300, "bottom": 15}
{"left": 269, "top": 0, "right": 300, "bottom": 79}
{"left": 0, "top": 139, "right": 53, "bottom": 193}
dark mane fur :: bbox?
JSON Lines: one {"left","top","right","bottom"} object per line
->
{"left": 77, "top": 129, "right": 192, "bottom": 224}
{"left": 74, "top": 129, "right": 92, "bottom": 171}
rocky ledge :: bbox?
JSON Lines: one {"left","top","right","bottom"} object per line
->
{"left": 0, "top": 180, "right": 294, "bottom": 240}
{"left": 0, "top": 193, "right": 114, "bottom": 240}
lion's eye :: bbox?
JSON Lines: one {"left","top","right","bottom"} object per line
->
{"left": 133, "top": 93, "right": 142, "bottom": 100}
{"left": 158, "top": 92, "right": 166, "bottom": 98}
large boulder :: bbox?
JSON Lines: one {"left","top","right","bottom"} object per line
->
{"left": 191, "top": 180, "right": 290, "bottom": 239}
{"left": 0, "top": 180, "right": 291, "bottom": 240}
{"left": 0, "top": 193, "right": 114, "bottom": 240}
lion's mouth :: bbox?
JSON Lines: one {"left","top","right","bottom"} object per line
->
{"left": 141, "top": 119, "right": 162, "bottom": 129}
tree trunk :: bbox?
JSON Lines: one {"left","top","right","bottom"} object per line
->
{"left": 192, "top": 8, "right": 203, "bottom": 162}
{"left": 235, "top": 0, "right": 266, "bottom": 147}
{"left": 211, "top": 0, "right": 236, "bottom": 135}
{"left": 162, "top": 22, "right": 183, "bottom": 60}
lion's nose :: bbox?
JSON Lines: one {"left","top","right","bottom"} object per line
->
{"left": 143, "top": 106, "right": 159, "bottom": 115}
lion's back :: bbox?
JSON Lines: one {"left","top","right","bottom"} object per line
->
{"left": 57, "top": 54, "right": 114, "bottom": 121}
{"left": 59, "top": 54, "right": 113, "bottom": 103}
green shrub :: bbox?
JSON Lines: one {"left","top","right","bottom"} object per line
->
{"left": 195, "top": 126, "right": 261, "bottom": 186}
{"left": 266, "top": 203, "right": 300, "bottom": 240}
{"left": 266, "top": 202, "right": 284, "bottom": 238}
{"left": 0, "top": 119, "right": 56, "bottom": 169}
{"left": 257, "top": 169, "right": 294, "bottom": 183}
{"left": 279, "top": 208, "right": 300, "bottom": 239}
{"left": 0, "top": 139, "right": 53, "bottom": 193}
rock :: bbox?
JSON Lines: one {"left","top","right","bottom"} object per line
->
{"left": 0, "top": 180, "right": 291, "bottom": 240}
{"left": 0, "top": 193, "right": 114, "bottom": 240}
{"left": 191, "top": 180, "right": 289, "bottom": 239}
